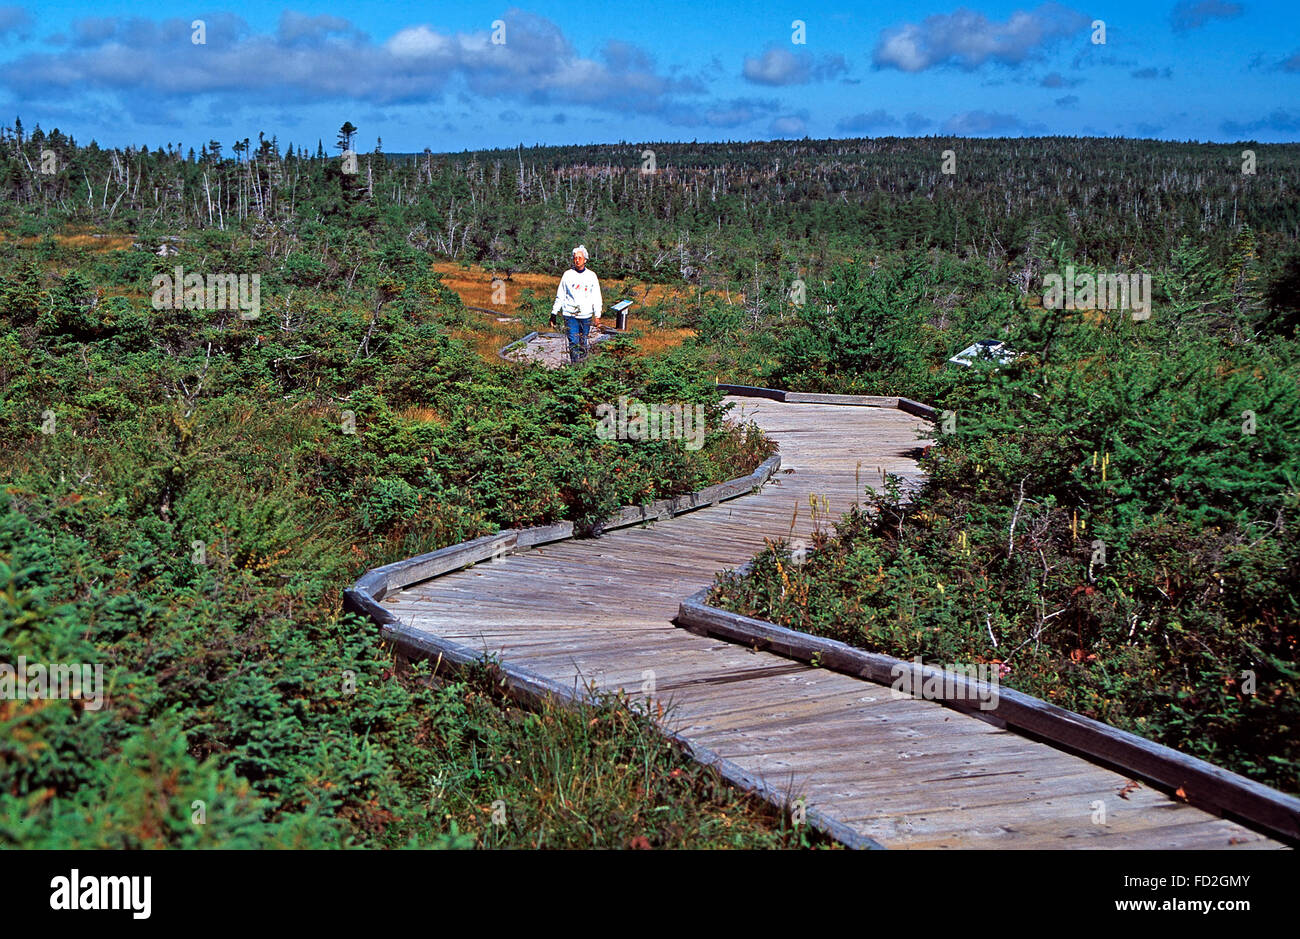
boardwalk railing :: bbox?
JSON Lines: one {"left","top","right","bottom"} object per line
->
{"left": 345, "top": 380, "right": 1299, "bottom": 847}
{"left": 678, "top": 573, "right": 1300, "bottom": 846}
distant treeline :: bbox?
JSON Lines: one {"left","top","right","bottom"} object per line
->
{"left": 3, "top": 120, "right": 1298, "bottom": 288}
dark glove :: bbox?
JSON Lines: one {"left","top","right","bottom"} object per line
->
{"left": 549, "top": 313, "right": 557, "bottom": 327}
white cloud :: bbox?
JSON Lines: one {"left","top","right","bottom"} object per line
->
{"left": 770, "top": 114, "right": 808, "bottom": 136}
{"left": 874, "top": 4, "right": 1090, "bottom": 72}
{"left": 742, "top": 46, "right": 848, "bottom": 85}
{"left": 0, "top": 7, "right": 726, "bottom": 124}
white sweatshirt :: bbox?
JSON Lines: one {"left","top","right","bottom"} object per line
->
{"left": 551, "top": 268, "right": 602, "bottom": 319}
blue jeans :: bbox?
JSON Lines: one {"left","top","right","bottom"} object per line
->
{"left": 564, "top": 315, "right": 593, "bottom": 362}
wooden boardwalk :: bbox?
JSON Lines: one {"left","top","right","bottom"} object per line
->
{"left": 381, "top": 396, "right": 1281, "bottom": 849}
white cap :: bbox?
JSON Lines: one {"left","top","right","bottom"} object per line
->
{"left": 573, "top": 245, "right": 588, "bottom": 260}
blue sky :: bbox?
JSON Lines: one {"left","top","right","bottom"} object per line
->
{"left": 0, "top": 1, "right": 1295, "bottom": 153}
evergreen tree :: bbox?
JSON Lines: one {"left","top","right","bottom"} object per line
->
{"left": 1160, "top": 236, "right": 1228, "bottom": 335}
{"left": 337, "top": 122, "right": 357, "bottom": 154}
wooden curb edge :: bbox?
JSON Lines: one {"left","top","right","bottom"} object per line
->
{"left": 675, "top": 580, "right": 1300, "bottom": 846}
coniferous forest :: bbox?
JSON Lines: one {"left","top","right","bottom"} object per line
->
{"left": 2, "top": 118, "right": 1298, "bottom": 848}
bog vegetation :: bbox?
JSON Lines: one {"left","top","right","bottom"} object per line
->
{"left": 2, "top": 121, "right": 1298, "bottom": 847}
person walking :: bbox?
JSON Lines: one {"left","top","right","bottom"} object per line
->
{"left": 550, "top": 245, "right": 602, "bottom": 363}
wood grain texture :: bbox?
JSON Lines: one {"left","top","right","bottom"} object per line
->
{"left": 358, "top": 394, "right": 1287, "bottom": 850}
{"left": 676, "top": 593, "right": 1300, "bottom": 843}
